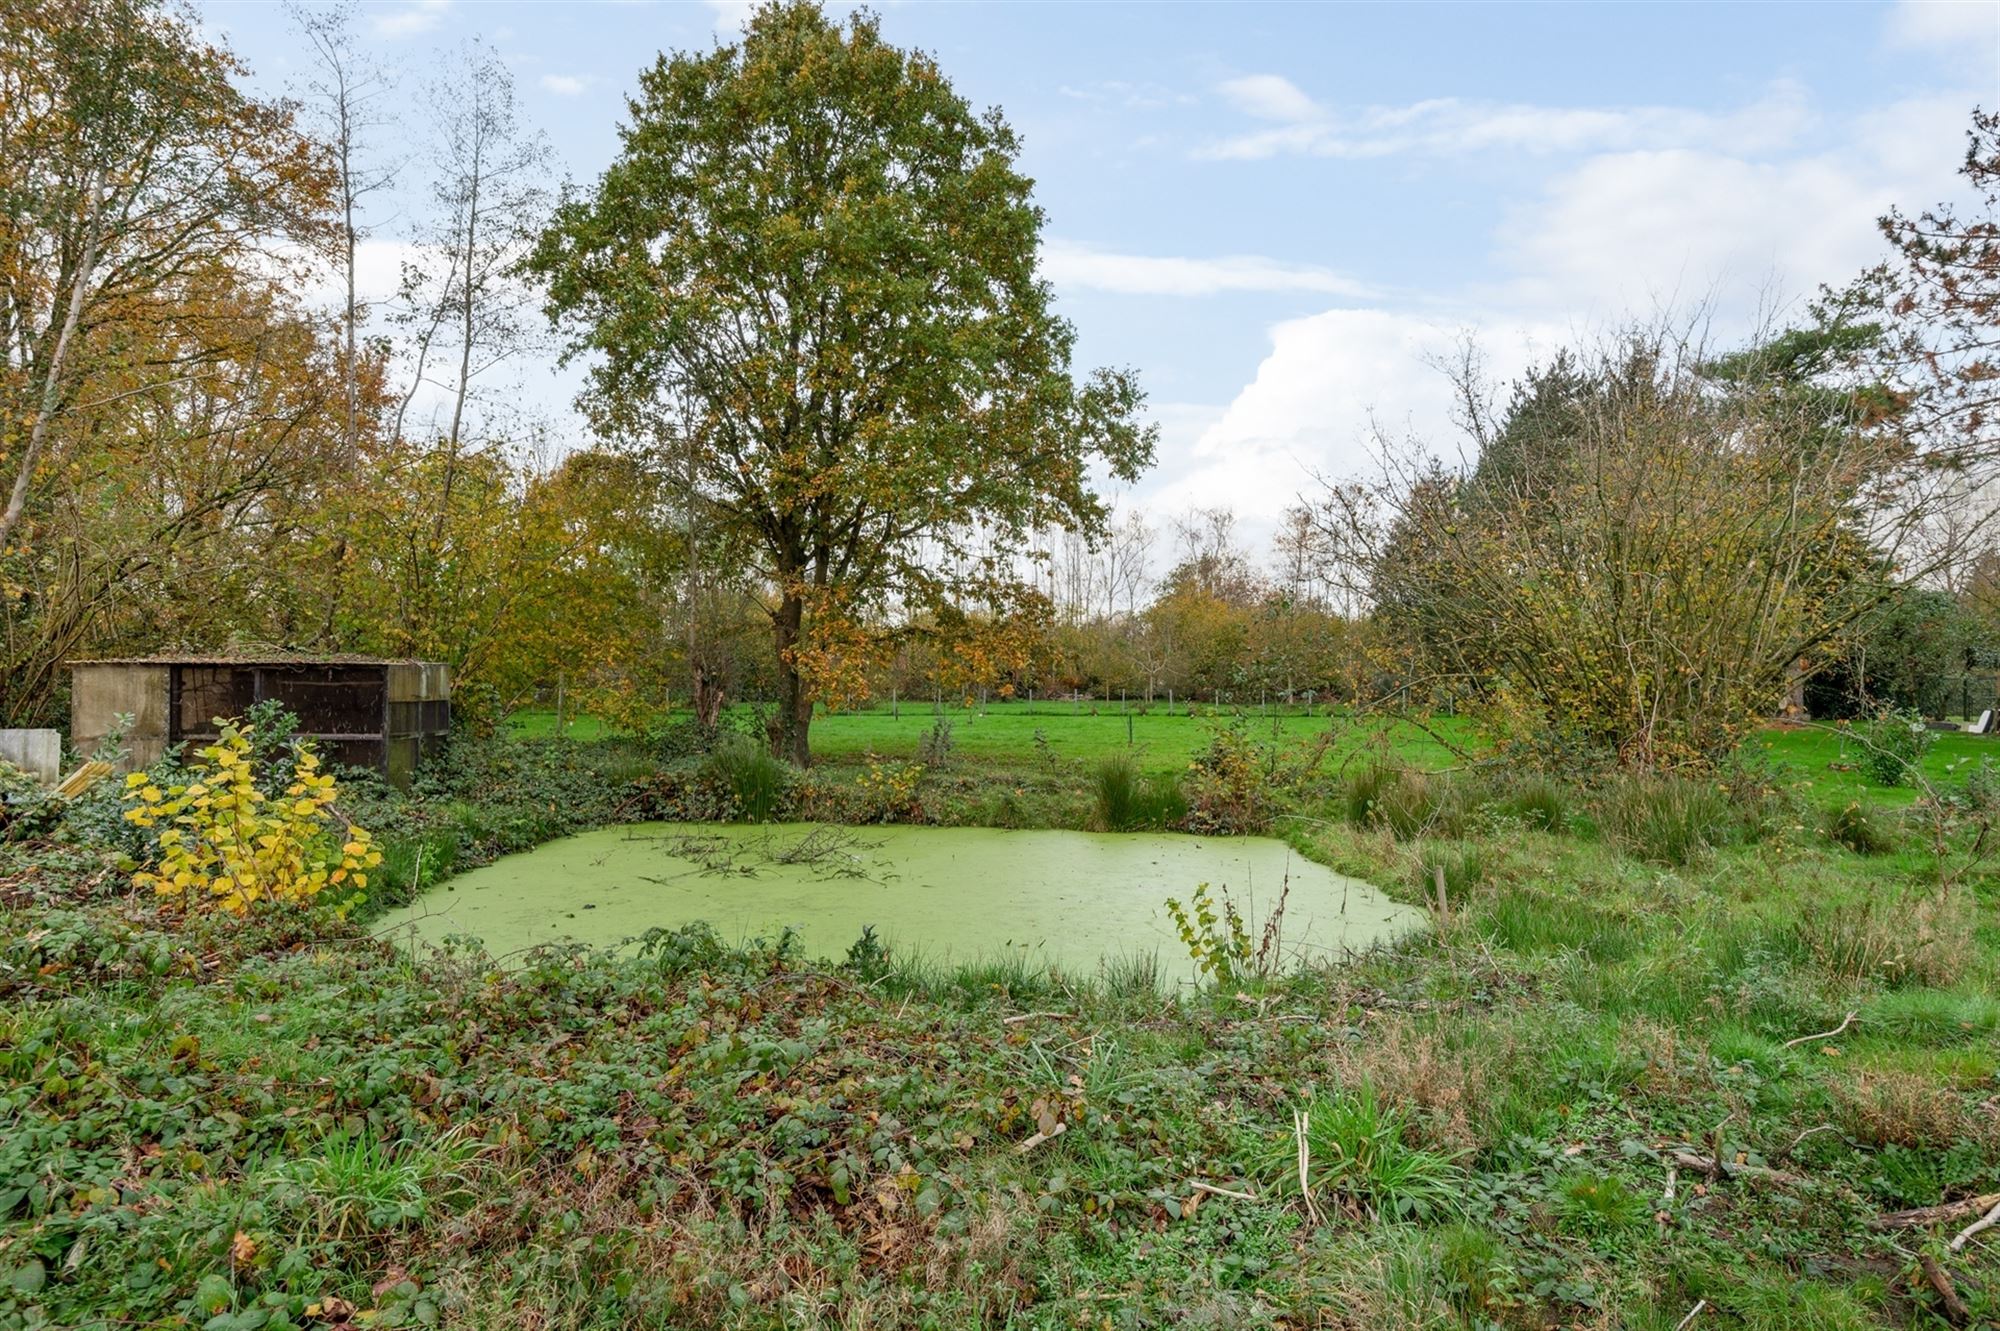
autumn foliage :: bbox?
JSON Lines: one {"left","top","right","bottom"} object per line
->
{"left": 121, "top": 721, "right": 381, "bottom": 915}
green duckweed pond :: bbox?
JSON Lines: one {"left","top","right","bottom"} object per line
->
{"left": 376, "top": 822, "right": 1422, "bottom": 984}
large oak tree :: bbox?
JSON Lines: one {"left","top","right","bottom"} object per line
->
{"left": 527, "top": 2, "right": 1154, "bottom": 763}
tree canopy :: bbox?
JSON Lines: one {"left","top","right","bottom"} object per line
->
{"left": 527, "top": 1, "right": 1154, "bottom": 762}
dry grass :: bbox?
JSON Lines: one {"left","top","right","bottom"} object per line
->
{"left": 1325, "top": 1018, "right": 1501, "bottom": 1155}
{"left": 1831, "top": 1068, "right": 1996, "bottom": 1150}
{"left": 1793, "top": 890, "right": 1974, "bottom": 989}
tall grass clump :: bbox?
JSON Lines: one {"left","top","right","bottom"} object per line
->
{"left": 1823, "top": 801, "right": 1895, "bottom": 856}
{"left": 1263, "top": 1082, "right": 1465, "bottom": 1222}
{"left": 701, "top": 735, "right": 789, "bottom": 822}
{"left": 1344, "top": 764, "right": 1461, "bottom": 839}
{"left": 1497, "top": 773, "right": 1569, "bottom": 832}
{"left": 1414, "top": 841, "right": 1487, "bottom": 909}
{"left": 1594, "top": 775, "right": 1734, "bottom": 865}
{"left": 1093, "top": 754, "right": 1186, "bottom": 830}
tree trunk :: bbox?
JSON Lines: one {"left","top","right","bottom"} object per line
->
{"left": 771, "top": 591, "right": 813, "bottom": 765}
{"left": 693, "top": 665, "right": 725, "bottom": 731}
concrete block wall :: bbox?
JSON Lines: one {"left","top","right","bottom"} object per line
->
{"left": 0, "top": 729, "right": 61, "bottom": 785}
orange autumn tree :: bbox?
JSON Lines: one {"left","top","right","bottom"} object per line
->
{"left": 328, "top": 442, "right": 664, "bottom": 722}
{"left": 528, "top": 3, "right": 1154, "bottom": 763}
{"left": 0, "top": 0, "right": 341, "bottom": 723}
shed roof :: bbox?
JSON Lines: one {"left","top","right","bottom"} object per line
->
{"left": 70, "top": 653, "right": 434, "bottom": 667}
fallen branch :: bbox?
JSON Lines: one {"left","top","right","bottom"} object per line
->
{"left": 1948, "top": 1195, "right": 2000, "bottom": 1252}
{"left": 1869, "top": 1193, "right": 2000, "bottom": 1233}
{"left": 1781, "top": 1010, "right": 1858, "bottom": 1049}
{"left": 1189, "top": 1180, "right": 1257, "bottom": 1202}
{"left": 1294, "top": 1108, "right": 1323, "bottom": 1226}
{"left": 1014, "top": 1121, "right": 1066, "bottom": 1154}
{"left": 1668, "top": 1150, "right": 1802, "bottom": 1186}
{"left": 1002, "top": 1011, "right": 1068, "bottom": 1026}
{"left": 1919, "top": 1253, "right": 1972, "bottom": 1326}
{"left": 1672, "top": 1300, "right": 1707, "bottom": 1331}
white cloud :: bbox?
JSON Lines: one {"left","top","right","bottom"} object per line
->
{"left": 1196, "top": 81, "right": 1812, "bottom": 161}
{"left": 1137, "top": 310, "right": 1558, "bottom": 525}
{"left": 1886, "top": 0, "right": 2000, "bottom": 47}
{"left": 1215, "top": 74, "right": 1320, "bottom": 123}
{"left": 539, "top": 74, "right": 590, "bottom": 96}
{"left": 1491, "top": 94, "right": 1971, "bottom": 319}
{"left": 1146, "top": 95, "right": 1981, "bottom": 532}
{"left": 1042, "top": 240, "right": 1374, "bottom": 298}
{"left": 370, "top": 0, "right": 450, "bottom": 39}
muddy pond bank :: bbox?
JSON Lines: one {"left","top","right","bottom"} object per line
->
{"left": 376, "top": 822, "right": 1421, "bottom": 984}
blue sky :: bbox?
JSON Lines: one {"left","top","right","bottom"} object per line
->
{"left": 202, "top": 0, "right": 1998, "bottom": 536}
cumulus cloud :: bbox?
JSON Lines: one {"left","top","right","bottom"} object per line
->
{"left": 1041, "top": 240, "right": 1374, "bottom": 298}
{"left": 370, "top": 0, "right": 450, "bottom": 39}
{"left": 1137, "top": 309, "right": 1560, "bottom": 525}
{"left": 539, "top": 74, "right": 590, "bottom": 96}
{"left": 1149, "top": 94, "right": 1980, "bottom": 533}
{"left": 1196, "top": 80, "right": 1812, "bottom": 161}
{"left": 1490, "top": 94, "right": 1971, "bottom": 318}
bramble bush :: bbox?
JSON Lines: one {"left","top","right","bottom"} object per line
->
{"left": 121, "top": 721, "right": 380, "bottom": 915}
{"left": 1182, "top": 723, "right": 1272, "bottom": 834}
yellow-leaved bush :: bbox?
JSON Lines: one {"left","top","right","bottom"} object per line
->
{"left": 121, "top": 721, "right": 382, "bottom": 915}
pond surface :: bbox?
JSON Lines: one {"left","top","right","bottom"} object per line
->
{"left": 376, "top": 823, "right": 1421, "bottom": 984}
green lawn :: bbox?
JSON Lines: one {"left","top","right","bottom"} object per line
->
{"left": 510, "top": 701, "right": 1475, "bottom": 770}
{"left": 1747, "top": 723, "right": 1997, "bottom": 807}
{"left": 802, "top": 700, "right": 1473, "bottom": 772}
{"left": 510, "top": 702, "right": 1998, "bottom": 805}
{"left": 505, "top": 709, "right": 611, "bottom": 740}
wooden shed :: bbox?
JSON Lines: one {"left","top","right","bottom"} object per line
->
{"left": 70, "top": 654, "right": 450, "bottom": 789}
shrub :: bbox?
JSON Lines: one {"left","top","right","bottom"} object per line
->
{"left": 1183, "top": 724, "right": 1271, "bottom": 834}
{"left": 120, "top": 721, "right": 381, "bottom": 915}
{"left": 916, "top": 717, "right": 955, "bottom": 769}
{"left": 1859, "top": 706, "right": 1932, "bottom": 788}
{"left": 1594, "top": 775, "right": 1734, "bottom": 865}
{"left": 854, "top": 758, "right": 925, "bottom": 822}
{"left": 1165, "top": 882, "right": 1252, "bottom": 984}
{"left": 1950, "top": 753, "right": 2000, "bottom": 813}
{"left": 699, "top": 736, "right": 789, "bottom": 822}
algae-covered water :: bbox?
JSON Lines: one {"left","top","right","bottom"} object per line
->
{"left": 376, "top": 823, "right": 1420, "bottom": 983}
